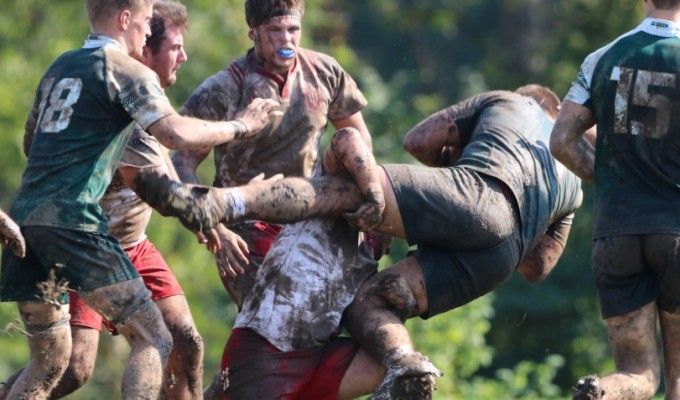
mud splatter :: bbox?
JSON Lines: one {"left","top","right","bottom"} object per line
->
{"left": 36, "top": 264, "right": 69, "bottom": 306}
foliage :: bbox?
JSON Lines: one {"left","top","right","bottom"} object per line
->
{"left": 0, "top": 0, "right": 663, "bottom": 399}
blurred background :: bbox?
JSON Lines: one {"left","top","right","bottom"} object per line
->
{"left": 0, "top": 0, "right": 653, "bottom": 398}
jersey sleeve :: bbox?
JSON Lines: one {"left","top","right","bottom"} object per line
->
{"left": 106, "top": 48, "right": 176, "bottom": 130}
{"left": 327, "top": 62, "right": 368, "bottom": 121}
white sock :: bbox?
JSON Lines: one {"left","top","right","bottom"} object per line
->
{"left": 224, "top": 189, "right": 245, "bottom": 219}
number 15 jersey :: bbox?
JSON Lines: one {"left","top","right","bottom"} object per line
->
{"left": 12, "top": 35, "right": 175, "bottom": 233}
{"left": 565, "top": 18, "right": 680, "bottom": 238}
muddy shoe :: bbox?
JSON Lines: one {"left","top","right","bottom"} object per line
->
{"left": 573, "top": 374, "right": 605, "bottom": 400}
{"left": 134, "top": 171, "right": 227, "bottom": 232}
{"left": 370, "top": 351, "right": 442, "bottom": 400}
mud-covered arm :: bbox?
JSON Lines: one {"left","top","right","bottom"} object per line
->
{"left": 171, "top": 146, "right": 211, "bottom": 184}
{"left": 516, "top": 213, "right": 574, "bottom": 283}
{"left": 403, "top": 107, "right": 463, "bottom": 167}
{"left": 324, "top": 127, "right": 384, "bottom": 231}
{"left": 148, "top": 96, "right": 279, "bottom": 150}
{"left": 550, "top": 101, "right": 596, "bottom": 184}
{"left": 0, "top": 208, "right": 26, "bottom": 258}
{"left": 331, "top": 111, "right": 373, "bottom": 151}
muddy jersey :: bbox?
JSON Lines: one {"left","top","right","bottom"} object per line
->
{"left": 180, "top": 48, "right": 367, "bottom": 187}
{"left": 12, "top": 35, "right": 175, "bottom": 233}
{"left": 565, "top": 18, "right": 680, "bottom": 238}
{"left": 234, "top": 219, "right": 377, "bottom": 352}
{"left": 452, "top": 91, "right": 582, "bottom": 259}
{"left": 99, "top": 125, "right": 166, "bottom": 248}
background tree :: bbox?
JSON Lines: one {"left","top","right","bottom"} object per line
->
{"left": 0, "top": 0, "right": 653, "bottom": 398}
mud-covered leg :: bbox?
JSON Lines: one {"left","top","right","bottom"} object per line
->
{"left": 134, "top": 170, "right": 365, "bottom": 233}
{"left": 5, "top": 301, "right": 72, "bottom": 400}
{"left": 573, "top": 302, "right": 660, "bottom": 400}
{"left": 80, "top": 279, "right": 173, "bottom": 400}
{"left": 344, "top": 257, "right": 442, "bottom": 400}
{"left": 156, "top": 295, "right": 204, "bottom": 400}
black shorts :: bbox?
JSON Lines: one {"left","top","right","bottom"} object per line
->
{"left": 382, "top": 164, "right": 516, "bottom": 251}
{"left": 592, "top": 234, "right": 680, "bottom": 318}
{"left": 1, "top": 226, "right": 139, "bottom": 303}
{"left": 382, "top": 163, "right": 522, "bottom": 317}
{"left": 414, "top": 231, "right": 521, "bottom": 318}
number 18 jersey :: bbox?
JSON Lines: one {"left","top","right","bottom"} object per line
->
{"left": 11, "top": 35, "right": 175, "bottom": 233}
{"left": 565, "top": 18, "right": 680, "bottom": 238}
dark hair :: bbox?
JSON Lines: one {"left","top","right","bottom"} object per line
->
{"left": 515, "top": 84, "right": 561, "bottom": 120}
{"left": 244, "top": 0, "right": 304, "bottom": 28}
{"left": 145, "top": 0, "right": 188, "bottom": 54}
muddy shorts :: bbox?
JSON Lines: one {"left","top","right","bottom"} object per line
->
{"left": 593, "top": 234, "right": 680, "bottom": 318}
{"left": 382, "top": 164, "right": 522, "bottom": 318}
{"left": 69, "top": 238, "right": 182, "bottom": 332}
{"left": 382, "top": 164, "right": 517, "bottom": 251}
{"left": 219, "top": 221, "right": 281, "bottom": 307}
{"left": 221, "top": 327, "right": 358, "bottom": 399}
{"left": 414, "top": 232, "right": 521, "bottom": 318}
{"left": 0, "top": 226, "right": 138, "bottom": 303}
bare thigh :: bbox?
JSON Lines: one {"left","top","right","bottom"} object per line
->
{"left": 78, "top": 278, "right": 149, "bottom": 324}
{"left": 338, "top": 349, "right": 384, "bottom": 400}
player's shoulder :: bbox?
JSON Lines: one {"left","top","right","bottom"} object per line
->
{"left": 100, "top": 47, "right": 158, "bottom": 89}
{"left": 297, "top": 48, "right": 342, "bottom": 70}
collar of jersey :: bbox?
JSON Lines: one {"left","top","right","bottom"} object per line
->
{"left": 82, "top": 34, "right": 126, "bottom": 52}
{"left": 640, "top": 18, "right": 680, "bottom": 38}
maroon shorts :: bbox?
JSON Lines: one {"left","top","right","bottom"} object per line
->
{"left": 69, "top": 238, "right": 182, "bottom": 332}
{"left": 221, "top": 328, "right": 359, "bottom": 399}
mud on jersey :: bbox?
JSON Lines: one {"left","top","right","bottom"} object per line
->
{"left": 12, "top": 35, "right": 175, "bottom": 232}
{"left": 100, "top": 125, "right": 167, "bottom": 248}
{"left": 449, "top": 91, "right": 582, "bottom": 260}
{"left": 565, "top": 18, "right": 680, "bottom": 237}
{"left": 235, "top": 218, "right": 377, "bottom": 352}
{"left": 180, "top": 47, "right": 367, "bottom": 187}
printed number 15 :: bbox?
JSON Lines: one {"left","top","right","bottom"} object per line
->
{"left": 611, "top": 66, "right": 675, "bottom": 138}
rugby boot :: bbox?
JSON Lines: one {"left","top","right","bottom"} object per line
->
{"left": 573, "top": 374, "right": 605, "bottom": 400}
{"left": 370, "top": 351, "right": 442, "bottom": 400}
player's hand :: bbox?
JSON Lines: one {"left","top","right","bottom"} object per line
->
{"left": 0, "top": 211, "right": 26, "bottom": 258}
{"left": 343, "top": 199, "right": 385, "bottom": 233}
{"left": 248, "top": 172, "right": 284, "bottom": 185}
{"left": 234, "top": 98, "right": 283, "bottom": 139}
{"left": 214, "top": 224, "right": 250, "bottom": 279}
{"left": 194, "top": 228, "right": 221, "bottom": 254}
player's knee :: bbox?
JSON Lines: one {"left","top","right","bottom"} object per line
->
{"left": 170, "top": 322, "right": 203, "bottom": 362}
{"left": 59, "top": 362, "right": 95, "bottom": 394}
{"left": 374, "top": 272, "right": 421, "bottom": 320}
{"left": 112, "top": 289, "right": 174, "bottom": 361}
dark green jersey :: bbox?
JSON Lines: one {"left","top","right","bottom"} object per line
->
{"left": 565, "top": 18, "right": 680, "bottom": 238}
{"left": 11, "top": 35, "right": 175, "bottom": 232}
{"left": 454, "top": 91, "right": 582, "bottom": 259}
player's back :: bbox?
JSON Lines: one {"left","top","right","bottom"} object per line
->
{"left": 589, "top": 23, "right": 680, "bottom": 237}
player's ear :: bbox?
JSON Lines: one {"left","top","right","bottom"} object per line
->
{"left": 248, "top": 28, "right": 256, "bottom": 41}
{"left": 118, "top": 9, "right": 131, "bottom": 30}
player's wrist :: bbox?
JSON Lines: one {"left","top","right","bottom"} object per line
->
{"left": 231, "top": 119, "right": 249, "bottom": 139}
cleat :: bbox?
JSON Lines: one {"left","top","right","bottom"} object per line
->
{"left": 572, "top": 374, "right": 605, "bottom": 400}
{"left": 370, "top": 352, "right": 442, "bottom": 400}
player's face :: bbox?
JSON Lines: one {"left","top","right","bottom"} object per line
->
{"left": 142, "top": 24, "right": 187, "bottom": 88}
{"left": 127, "top": 3, "right": 153, "bottom": 59}
{"left": 250, "top": 15, "right": 302, "bottom": 75}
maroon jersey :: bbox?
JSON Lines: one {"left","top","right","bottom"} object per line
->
{"left": 180, "top": 47, "right": 367, "bottom": 186}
